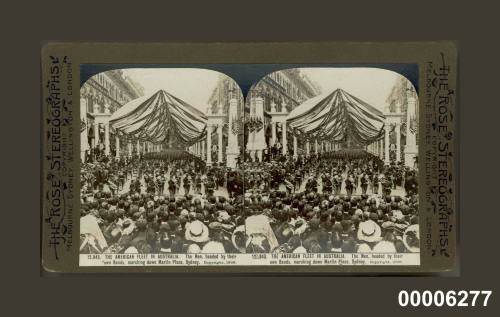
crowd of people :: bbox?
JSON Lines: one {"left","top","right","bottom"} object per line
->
{"left": 80, "top": 149, "right": 419, "bottom": 255}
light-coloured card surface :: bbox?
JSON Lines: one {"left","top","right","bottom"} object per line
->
{"left": 41, "top": 42, "right": 457, "bottom": 274}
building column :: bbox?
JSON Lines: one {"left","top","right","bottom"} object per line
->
{"left": 282, "top": 121, "right": 287, "bottom": 155}
{"left": 115, "top": 135, "right": 120, "bottom": 158}
{"left": 384, "top": 125, "right": 390, "bottom": 164}
{"left": 93, "top": 122, "right": 99, "bottom": 149}
{"left": 306, "top": 141, "right": 310, "bottom": 157}
{"left": 201, "top": 139, "right": 206, "bottom": 160}
{"left": 136, "top": 139, "right": 141, "bottom": 155}
{"left": 314, "top": 140, "right": 318, "bottom": 155}
{"left": 206, "top": 125, "right": 212, "bottom": 165}
{"left": 104, "top": 123, "right": 110, "bottom": 155}
{"left": 293, "top": 134, "right": 298, "bottom": 160}
{"left": 271, "top": 122, "right": 276, "bottom": 147}
{"left": 395, "top": 122, "right": 401, "bottom": 163}
{"left": 128, "top": 140, "right": 132, "bottom": 157}
{"left": 218, "top": 124, "right": 223, "bottom": 163}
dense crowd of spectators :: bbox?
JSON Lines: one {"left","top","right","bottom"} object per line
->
{"left": 80, "top": 150, "right": 419, "bottom": 255}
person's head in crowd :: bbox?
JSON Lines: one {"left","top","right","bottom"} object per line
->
{"left": 81, "top": 152, "right": 418, "bottom": 255}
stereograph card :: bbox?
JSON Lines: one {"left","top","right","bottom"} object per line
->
{"left": 41, "top": 42, "right": 457, "bottom": 274}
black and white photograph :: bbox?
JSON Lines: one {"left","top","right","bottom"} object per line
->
{"left": 78, "top": 66, "right": 420, "bottom": 265}
{"left": 241, "top": 68, "right": 420, "bottom": 259}
{"left": 79, "top": 68, "right": 246, "bottom": 257}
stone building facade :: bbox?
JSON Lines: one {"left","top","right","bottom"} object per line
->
{"left": 80, "top": 70, "right": 144, "bottom": 161}
{"left": 244, "top": 69, "right": 321, "bottom": 161}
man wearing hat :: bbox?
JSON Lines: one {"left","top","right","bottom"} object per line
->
{"left": 357, "top": 218, "right": 382, "bottom": 248}
{"left": 185, "top": 220, "right": 210, "bottom": 245}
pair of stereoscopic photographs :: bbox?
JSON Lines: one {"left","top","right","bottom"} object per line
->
{"left": 78, "top": 65, "right": 421, "bottom": 266}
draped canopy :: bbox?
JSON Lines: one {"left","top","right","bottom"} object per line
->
{"left": 287, "top": 88, "right": 386, "bottom": 145}
{"left": 109, "top": 90, "right": 207, "bottom": 146}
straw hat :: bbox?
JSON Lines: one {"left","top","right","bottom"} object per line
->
{"left": 392, "top": 210, "right": 404, "bottom": 221}
{"left": 357, "top": 220, "right": 382, "bottom": 243}
{"left": 201, "top": 241, "right": 226, "bottom": 254}
{"left": 292, "top": 246, "right": 307, "bottom": 253}
{"left": 403, "top": 224, "right": 420, "bottom": 253}
{"left": 357, "top": 243, "right": 372, "bottom": 253}
{"left": 217, "top": 211, "right": 231, "bottom": 222}
{"left": 186, "top": 243, "right": 201, "bottom": 254}
{"left": 124, "top": 246, "right": 138, "bottom": 254}
{"left": 180, "top": 209, "right": 189, "bottom": 217}
{"left": 185, "top": 220, "right": 209, "bottom": 243}
{"left": 373, "top": 240, "right": 397, "bottom": 253}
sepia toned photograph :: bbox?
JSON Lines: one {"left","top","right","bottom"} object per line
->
{"left": 79, "top": 68, "right": 246, "bottom": 256}
{"left": 242, "top": 68, "right": 419, "bottom": 258}
{"left": 78, "top": 66, "right": 420, "bottom": 265}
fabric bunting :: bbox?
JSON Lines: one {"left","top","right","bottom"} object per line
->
{"left": 231, "top": 115, "right": 243, "bottom": 135}
{"left": 287, "top": 88, "right": 386, "bottom": 145}
{"left": 109, "top": 90, "right": 208, "bottom": 146}
{"left": 245, "top": 115, "right": 264, "bottom": 133}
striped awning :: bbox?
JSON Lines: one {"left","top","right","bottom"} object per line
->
{"left": 287, "top": 89, "right": 385, "bottom": 145}
{"left": 109, "top": 90, "right": 207, "bottom": 146}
